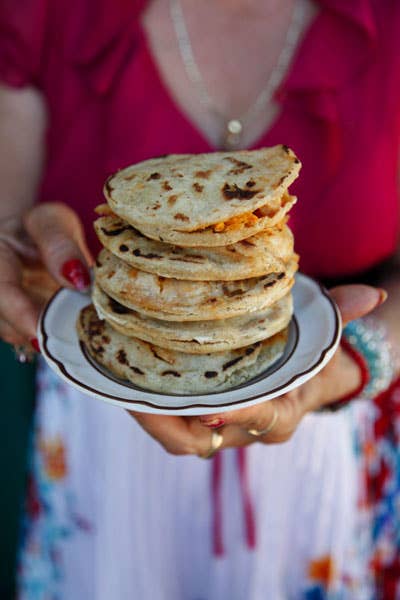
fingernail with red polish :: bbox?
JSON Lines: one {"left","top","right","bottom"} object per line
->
{"left": 30, "top": 338, "right": 40, "bottom": 353}
{"left": 376, "top": 288, "right": 388, "bottom": 307}
{"left": 61, "top": 259, "right": 91, "bottom": 291}
{"left": 200, "top": 418, "right": 225, "bottom": 428}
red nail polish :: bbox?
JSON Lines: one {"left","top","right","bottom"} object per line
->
{"left": 61, "top": 259, "right": 90, "bottom": 291}
{"left": 200, "top": 419, "right": 225, "bottom": 429}
{"left": 30, "top": 338, "right": 40, "bottom": 353}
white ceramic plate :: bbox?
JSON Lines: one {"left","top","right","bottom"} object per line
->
{"left": 37, "top": 273, "right": 341, "bottom": 415}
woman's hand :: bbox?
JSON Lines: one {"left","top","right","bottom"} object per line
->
{"left": 129, "top": 285, "right": 386, "bottom": 456}
{"left": 0, "top": 202, "right": 93, "bottom": 348}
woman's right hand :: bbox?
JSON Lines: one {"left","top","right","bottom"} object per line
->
{"left": 0, "top": 202, "right": 93, "bottom": 348}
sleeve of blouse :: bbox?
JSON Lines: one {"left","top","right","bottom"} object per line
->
{"left": 0, "top": 0, "right": 50, "bottom": 88}
{"left": 384, "top": 2, "right": 400, "bottom": 106}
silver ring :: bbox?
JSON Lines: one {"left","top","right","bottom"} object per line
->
{"left": 200, "top": 430, "right": 224, "bottom": 459}
{"left": 247, "top": 405, "right": 279, "bottom": 437}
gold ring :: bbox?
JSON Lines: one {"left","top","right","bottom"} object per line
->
{"left": 200, "top": 430, "right": 224, "bottom": 459}
{"left": 247, "top": 405, "right": 279, "bottom": 437}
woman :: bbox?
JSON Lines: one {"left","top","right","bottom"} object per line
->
{"left": 1, "top": 0, "right": 400, "bottom": 597}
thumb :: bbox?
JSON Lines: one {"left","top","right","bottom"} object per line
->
{"left": 24, "top": 203, "right": 93, "bottom": 291}
{"left": 329, "top": 284, "right": 387, "bottom": 326}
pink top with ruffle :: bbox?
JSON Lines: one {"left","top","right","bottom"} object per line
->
{"left": 1, "top": 0, "right": 399, "bottom": 277}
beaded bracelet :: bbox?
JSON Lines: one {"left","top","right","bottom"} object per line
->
{"left": 324, "top": 317, "right": 399, "bottom": 412}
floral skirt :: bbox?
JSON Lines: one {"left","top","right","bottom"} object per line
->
{"left": 17, "top": 361, "right": 400, "bottom": 600}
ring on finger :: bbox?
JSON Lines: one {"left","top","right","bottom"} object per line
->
{"left": 199, "top": 430, "right": 224, "bottom": 459}
{"left": 247, "top": 405, "right": 279, "bottom": 437}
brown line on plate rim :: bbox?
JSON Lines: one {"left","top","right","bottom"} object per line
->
{"left": 40, "top": 278, "right": 340, "bottom": 411}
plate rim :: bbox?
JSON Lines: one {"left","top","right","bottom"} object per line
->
{"left": 39, "top": 274, "right": 341, "bottom": 412}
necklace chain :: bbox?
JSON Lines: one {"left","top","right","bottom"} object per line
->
{"left": 170, "top": 0, "right": 306, "bottom": 149}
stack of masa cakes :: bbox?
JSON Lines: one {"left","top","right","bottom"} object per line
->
{"left": 77, "top": 145, "right": 301, "bottom": 395}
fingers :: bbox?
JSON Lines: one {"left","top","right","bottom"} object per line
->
{"left": 24, "top": 203, "right": 93, "bottom": 290}
{"left": 199, "top": 393, "right": 304, "bottom": 445}
{"left": 0, "top": 317, "right": 29, "bottom": 347}
{"left": 0, "top": 241, "right": 39, "bottom": 339}
{"left": 129, "top": 399, "right": 303, "bottom": 457}
{"left": 129, "top": 412, "right": 211, "bottom": 456}
{"left": 329, "top": 284, "right": 386, "bottom": 326}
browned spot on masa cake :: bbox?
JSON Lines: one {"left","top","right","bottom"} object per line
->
{"left": 147, "top": 172, "right": 161, "bottom": 180}
{"left": 163, "top": 181, "right": 173, "bottom": 191}
{"left": 222, "top": 355, "right": 244, "bottom": 371}
{"left": 130, "top": 366, "right": 144, "bottom": 375}
{"left": 222, "top": 183, "right": 259, "bottom": 200}
{"left": 174, "top": 213, "right": 189, "bottom": 221}
{"left": 92, "top": 344, "right": 104, "bottom": 356}
{"left": 195, "top": 170, "right": 212, "bottom": 179}
{"left": 225, "top": 157, "right": 253, "bottom": 175}
{"left": 204, "top": 371, "right": 218, "bottom": 378}
{"left": 273, "top": 175, "right": 288, "bottom": 188}
{"left": 132, "top": 248, "right": 161, "bottom": 259}
{"left": 161, "top": 370, "right": 181, "bottom": 377}
{"left": 193, "top": 182, "right": 204, "bottom": 193}
{"left": 117, "top": 349, "right": 128, "bottom": 365}
{"left": 150, "top": 348, "right": 167, "bottom": 363}
{"left": 168, "top": 195, "right": 178, "bottom": 205}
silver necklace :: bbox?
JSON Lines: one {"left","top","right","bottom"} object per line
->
{"left": 170, "top": 0, "right": 306, "bottom": 150}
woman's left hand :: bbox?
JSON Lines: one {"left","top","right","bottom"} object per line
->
{"left": 129, "top": 285, "right": 386, "bottom": 456}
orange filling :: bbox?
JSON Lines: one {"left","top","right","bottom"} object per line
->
{"left": 94, "top": 203, "right": 116, "bottom": 217}
{"left": 211, "top": 193, "right": 293, "bottom": 233}
{"left": 213, "top": 211, "right": 259, "bottom": 233}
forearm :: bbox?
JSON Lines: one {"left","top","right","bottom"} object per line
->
{"left": 0, "top": 84, "right": 46, "bottom": 225}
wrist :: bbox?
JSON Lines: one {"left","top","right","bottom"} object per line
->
{"left": 323, "top": 317, "right": 398, "bottom": 412}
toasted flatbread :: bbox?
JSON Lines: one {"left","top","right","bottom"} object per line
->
{"left": 94, "top": 215, "right": 294, "bottom": 280}
{"left": 103, "top": 146, "right": 300, "bottom": 246}
{"left": 77, "top": 304, "right": 288, "bottom": 394}
{"left": 123, "top": 193, "right": 296, "bottom": 247}
{"left": 92, "top": 283, "right": 293, "bottom": 354}
{"left": 94, "top": 248, "right": 298, "bottom": 321}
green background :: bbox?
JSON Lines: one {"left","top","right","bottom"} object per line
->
{"left": 0, "top": 341, "right": 36, "bottom": 598}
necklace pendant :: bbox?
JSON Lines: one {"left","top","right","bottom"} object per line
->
{"left": 223, "top": 119, "right": 243, "bottom": 150}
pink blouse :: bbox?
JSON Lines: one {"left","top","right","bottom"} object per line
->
{"left": 1, "top": 0, "right": 400, "bottom": 278}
